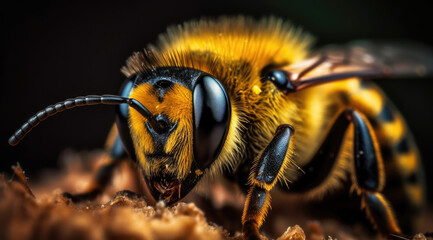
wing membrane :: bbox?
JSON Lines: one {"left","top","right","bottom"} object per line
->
{"left": 284, "top": 41, "right": 433, "bottom": 91}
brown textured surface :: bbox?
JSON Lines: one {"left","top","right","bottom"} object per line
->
{"left": 0, "top": 151, "right": 305, "bottom": 240}
{"left": 0, "top": 150, "right": 431, "bottom": 240}
{"left": 0, "top": 175, "right": 226, "bottom": 240}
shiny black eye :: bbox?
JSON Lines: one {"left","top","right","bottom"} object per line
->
{"left": 266, "top": 70, "right": 288, "bottom": 89}
{"left": 265, "top": 70, "right": 295, "bottom": 92}
{"left": 193, "top": 75, "right": 231, "bottom": 170}
{"left": 115, "top": 74, "right": 139, "bottom": 160}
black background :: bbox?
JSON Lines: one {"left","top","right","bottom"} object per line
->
{"left": 1, "top": 1, "right": 432, "bottom": 202}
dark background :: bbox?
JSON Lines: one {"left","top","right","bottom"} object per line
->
{"left": 1, "top": 1, "right": 432, "bottom": 202}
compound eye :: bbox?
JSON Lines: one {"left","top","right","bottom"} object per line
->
{"left": 115, "top": 74, "right": 139, "bottom": 160}
{"left": 117, "top": 75, "right": 138, "bottom": 118}
{"left": 266, "top": 70, "right": 289, "bottom": 90}
{"left": 193, "top": 75, "right": 231, "bottom": 170}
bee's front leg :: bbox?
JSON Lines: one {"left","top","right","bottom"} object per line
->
{"left": 242, "top": 125, "right": 294, "bottom": 240}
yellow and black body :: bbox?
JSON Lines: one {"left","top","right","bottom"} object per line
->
{"left": 9, "top": 16, "right": 432, "bottom": 239}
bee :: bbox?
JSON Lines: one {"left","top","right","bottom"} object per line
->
{"left": 8, "top": 16, "right": 432, "bottom": 239}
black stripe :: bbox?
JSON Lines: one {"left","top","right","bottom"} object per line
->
{"left": 380, "top": 146, "right": 393, "bottom": 161}
{"left": 378, "top": 103, "right": 395, "bottom": 122}
{"left": 368, "top": 117, "right": 380, "bottom": 128}
{"left": 359, "top": 79, "right": 373, "bottom": 88}
{"left": 407, "top": 172, "right": 418, "bottom": 184}
{"left": 395, "top": 136, "right": 410, "bottom": 154}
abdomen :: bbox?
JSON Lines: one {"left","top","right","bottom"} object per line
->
{"left": 284, "top": 78, "right": 426, "bottom": 231}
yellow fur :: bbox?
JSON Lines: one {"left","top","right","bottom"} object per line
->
{"left": 123, "top": 16, "right": 313, "bottom": 180}
{"left": 129, "top": 84, "right": 193, "bottom": 177}
{"left": 120, "top": 17, "right": 423, "bottom": 231}
{"left": 242, "top": 187, "right": 272, "bottom": 227}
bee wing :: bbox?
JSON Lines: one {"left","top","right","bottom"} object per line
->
{"left": 285, "top": 41, "right": 433, "bottom": 91}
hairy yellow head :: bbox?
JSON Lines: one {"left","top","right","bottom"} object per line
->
{"left": 122, "top": 16, "right": 312, "bottom": 203}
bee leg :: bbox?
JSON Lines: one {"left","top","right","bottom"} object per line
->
{"left": 349, "top": 109, "right": 402, "bottom": 236}
{"left": 63, "top": 128, "right": 128, "bottom": 203}
{"left": 288, "top": 109, "right": 353, "bottom": 192}
{"left": 242, "top": 125, "right": 294, "bottom": 240}
{"left": 287, "top": 109, "right": 404, "bottom": 237}
{"left": 62, "top": 160, "right": 120, "bottom": 203}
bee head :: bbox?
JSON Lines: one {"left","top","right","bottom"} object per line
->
{"left": 8, "top": 66, "right": 231, "bottom": 206}
{"left": 123, "top": 68, "right": 231, "bottom": 205}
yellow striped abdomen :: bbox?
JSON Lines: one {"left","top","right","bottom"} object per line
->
{"left": 283, "top": 78, "right": 426, "bottom": 232}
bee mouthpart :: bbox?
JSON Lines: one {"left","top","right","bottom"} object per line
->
{"left": 151, "top": 178, "right": 182, "bottom": 205}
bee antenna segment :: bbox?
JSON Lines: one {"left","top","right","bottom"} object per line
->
{"left": 8, "top": 94, "right": 158, "bottom": 146}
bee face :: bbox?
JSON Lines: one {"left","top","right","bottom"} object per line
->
{"left": 117, "top": 18, "right": 314, "bottom": 204}
{"left": 128, "top": 68, "right": 231, "bottom": 204}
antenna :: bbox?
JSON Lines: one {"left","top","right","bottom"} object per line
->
{"left": 8, "top": 94, "right": 162, "bottom": 146}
